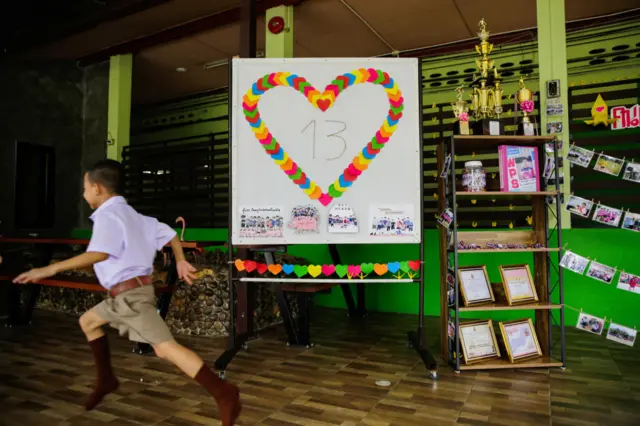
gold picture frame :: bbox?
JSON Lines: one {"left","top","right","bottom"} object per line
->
{"left": 499, "top": 264, "right": 538, "bottom": 305}
{"left": 458, "top": 320, "right": 501, "bottom": 364}
{"left": 499, "top": 318, "right": 542, "bottom": 363}
{"left": 458, "top": 265, "right": 495, "bottom": 306}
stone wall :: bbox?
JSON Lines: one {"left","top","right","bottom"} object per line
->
{"left": 33, "top": 248, "right": 304, "bottom": 337}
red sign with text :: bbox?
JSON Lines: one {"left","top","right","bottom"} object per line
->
{"left": 611, "top": 104, "right": 640, "bottom": 130}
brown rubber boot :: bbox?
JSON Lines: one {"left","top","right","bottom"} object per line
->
{"left": 85, "top": 335, "right": 120, "bottom": 410}
{"left": 194, "top": 364, "right": 241, "bottom": 426}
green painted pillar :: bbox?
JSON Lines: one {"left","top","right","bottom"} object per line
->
{"left": 537, "top": 0, "right": 571, "bottom": 228}
{"left": 265, "top": 5, "right": 293, "bottom": 58}
{"left": 107, "top": 54, "right": 133, "bottom": 162}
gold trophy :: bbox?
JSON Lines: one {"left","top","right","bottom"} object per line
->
{"left": 516, "top": 76, "right": 535, "bottom": 135}
{"left": 465, "top": 19, "right": 504, "bottom": 135}
{"left": 452, "top": 86, "right": 470, "bottom": 135}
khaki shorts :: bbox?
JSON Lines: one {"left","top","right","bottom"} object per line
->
{"left": 91, "top": 285, "right": 174, "bottom": 345}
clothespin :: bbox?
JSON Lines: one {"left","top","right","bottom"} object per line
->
{"left": 472, "top": 152, "right": 476, "bottom": 158}
{"left": 562, "top": 243, "right": 568, "bottom": 250}
{"left": 580, "top": 308, "right": 583, "bottom": 313}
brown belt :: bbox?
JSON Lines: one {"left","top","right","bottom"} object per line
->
{"left": 108, "top": 276, "right": 152, "bottom": 298}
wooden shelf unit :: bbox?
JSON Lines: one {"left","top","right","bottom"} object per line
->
{"left": 438, "top": 135, "right": 566, "bottom": 372}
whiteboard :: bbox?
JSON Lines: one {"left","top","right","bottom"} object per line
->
{"left": 231, "top": 58, "right": 421, "bottom": 245}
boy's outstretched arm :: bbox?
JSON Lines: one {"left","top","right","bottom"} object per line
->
{"left": 169, "top": 235, "right": 196, "bottom": 285}
{"left": 12, "top": 252, "right": 108, "bottom": 284}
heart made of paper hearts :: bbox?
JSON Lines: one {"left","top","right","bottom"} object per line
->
{"left": 361, "top": 263, "right": 374, "bottom": 274}
{"left": 256, "top": 263, "right": 268, "bottom": 274}
{"left": 294, "top": 264, "right": 308, "bottom": 277}
{"left": 308, "top": 265, "right": 322, "bottom": 278}
{"left": 234, "top": 259, "right": 245, "bottom": 271}
{"left": 268, "top": 264, "right": 283, "bottom": 275}
{"left": 282, "top": 264, "right": 295, "bottom": 275}
{"left": 243, "top": 69, "right": 404, "bottom": 206}
{"left": 245, "top": 260, "right": 257, "bottom": 273}
{"left": 335, "top": 265, "right": 348, "bottom": 278}
{"left": 373, "top": 263, "right": 388, "bottom": 276}
{"left": 322, "top": 264, "right": 336, "bottom": 276}
{"left": 408, "top": 260, "right": 421, "bottom": 271}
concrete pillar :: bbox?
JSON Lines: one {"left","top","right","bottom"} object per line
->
{"left": 107, "top": 54, "right": 133, "bottom": 161}
{"left": 537, "top": 0, "right": 571, "bottom": 228}
{"left": 265, "top": 5, "right": 294, "bottom": 58}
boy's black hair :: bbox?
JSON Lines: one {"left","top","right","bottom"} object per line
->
{"left": 86, "top": 159, "right": 124, "bottom": 194}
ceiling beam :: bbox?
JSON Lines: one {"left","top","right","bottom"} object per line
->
{"left": 3, "top": 0, "right": 173, "bottom": 59}
{"left": 78, "top": 0, "right": 307, "bottom": 66}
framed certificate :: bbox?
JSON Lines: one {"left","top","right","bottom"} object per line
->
{"left": 499, "top": 264, "right": 538, "bottom": 305}
{"left": 458, "top": 265, "right": 495, "bottom": 306}
{"left": 499, "top": 318, "right": 542, "bottom": 362}
{"left": 459, "top": 320, "right": 501, "bottom": 364}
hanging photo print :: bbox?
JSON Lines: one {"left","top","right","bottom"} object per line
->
{"left": 327, "top": 204, "right": 358, "bottom": 234}
{"left": 238, "top": 206, "right": 284, "bottom": 238}
{"left": 560, "top": 250, "right": 590, "bottom": 275}
{"left": 369, "top": 205, "right": 416, "bottom": 237}
{"left": 440, "top": 154, "right": 452, "bottom": 178}
{"left": 621, "top": 211, "right": 640, "bottom": 232}
{"left": 606, "top": 323, "right": 637, "bottom": 347}
{"left": 617, "top": 272, "right": 640, "bottom": 293}
{"left": 437, "top": 208, "right": 454, "bottom": 229}
{"left": 576, "top": 312, "right": 605, "bottom": 335}
{"left": 565, "top": 195, "right": 594, "bottom": 218}
{"left": 622, "top": 162, "right": 640, "bottom": 183}
{"left": 567, "top": 145, "right": 595, "bottom": 168}
{"left": 288, "top": 205, "right": 319, "bottom": 234}
{"left": 592, "top": 204, "right": 623, "bottom": 227}
{"left": 593, "top": 153, "right": 625, "bottom": 177}
{"left": 585, "top": 261, "right": 616, "bottom": 284}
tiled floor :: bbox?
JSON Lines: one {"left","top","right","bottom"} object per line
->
{"left": 0, "top": 308, "right": 639, "bottom": 425}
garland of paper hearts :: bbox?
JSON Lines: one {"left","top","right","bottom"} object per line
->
{"left": 242, "top": 69, "right": 404, "bottom": 206}
{"left": 233, "top": 259, "right": 420, "bottom": 278}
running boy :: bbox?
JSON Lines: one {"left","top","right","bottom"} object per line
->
{"left": 13, "top": 160, "right": 241, "bottom": 425}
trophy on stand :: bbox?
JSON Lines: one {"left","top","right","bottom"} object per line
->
{"left": 466, "top": 19, "right": 504, "bottom": 135}
{"left": 452, "top": 86, "right": 470, "bottom": 135}
{"left": 516, "top": 76, "right": 536, "bottom": 136}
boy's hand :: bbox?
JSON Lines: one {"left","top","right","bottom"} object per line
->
{"left": 177, "top": 260, "right": 197, "bottom": 285}
{"left": 13, "top": 266, "right": 56, "bottom": 284}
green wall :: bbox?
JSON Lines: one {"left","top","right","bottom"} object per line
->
{"left": 72, "top": 227, "right": 640, "bottom": 327}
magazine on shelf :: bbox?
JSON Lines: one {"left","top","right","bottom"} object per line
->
{"left": 498, "top": 145, "right": 540, "bottom": 192}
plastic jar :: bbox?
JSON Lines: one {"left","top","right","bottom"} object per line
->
{"left": 463, "top": 161, "right": 486, "bottom": 192}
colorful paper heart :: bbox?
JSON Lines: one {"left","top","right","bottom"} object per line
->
{"left": 282, "top": 264, "right": 295, "bottom": 275}
{"left": 244, "top": 260, "right": 257, "bottom": 273}
{"left": 322, "top": 264, "right": 336, "bottom": 276}
{"left": 373, "top": 263, "right": 388, "bottom": 276}
{"left": 400, "top": 261, "right": 410, "bottom": 273}
{"left": 348, "top": 265, "right": 362, "bottom": 277}
{"left": 361, "top": 263, "right": 374, "bottom": 274}
{"left": 256, "top": 263, "right": 268, "bottom": 274}
{"left": 387, "top": 262, "right": 401, "bottom": 273}
{"left": 308, "top": 265, "right": 322, "bottom": 278}
{"left": 268, "top": 264, "right": 283, "bottom": 275}
{"left": 335, "top": 264, "right": 348, "bottom": 278}
{"left": 243, "top": 69, "right": 404, "bottom": 206}
{"left": 294, "top": 264, "right": 308, "bottom": 278}
{"left": 408, "top": 260, "right": 421, "bottom": 271}
{"left": 234, "top": 259, "right": 245, "bottom": 271}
